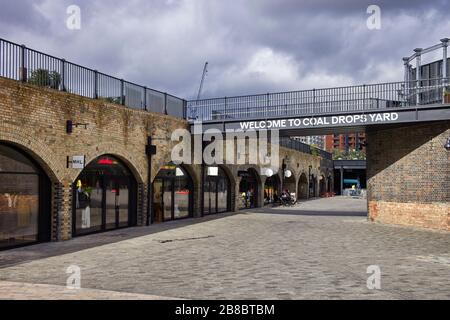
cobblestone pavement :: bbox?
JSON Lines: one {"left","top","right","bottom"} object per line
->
{"left": 1, "top": 197, "right": 449, "bottom": 300}
{"left": 0, "top": 281, "right": 178, "bottom": 300}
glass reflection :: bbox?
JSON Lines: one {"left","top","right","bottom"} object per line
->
{"left": 152, "top": 164, "right": 192, "bottom": 222}
{"left": 74, "top": 156, "right": 134, "bottom": 236}
{"left": 0, "top": 145, "right": 41, "bottom": 249}
{"left": 204, "top": 167, "right": 230, "bottom": 215}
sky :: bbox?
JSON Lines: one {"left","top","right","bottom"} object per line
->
{"left": 1, "top": 0, "right": 449, "bottom": 100}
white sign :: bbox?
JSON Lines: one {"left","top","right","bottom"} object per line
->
{"left": 239, "top": 112, "right": 400, "bottom": 131}
{"left": 207, "top": 166, "right": 219, "bottom": 176}
{"left": 70, "top": 156, "right": 85, "bottom": 169}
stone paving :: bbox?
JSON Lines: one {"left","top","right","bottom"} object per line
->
{"left": 0, "top": 197, "right": 449, "bottom": 300}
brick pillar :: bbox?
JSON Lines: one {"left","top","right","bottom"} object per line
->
{"left": 137, "top": 183, "right": 146, "bottom": 226}
{"left": 234, "top": 176, "right": 243, "bottom": 211}
{"left": 52, "top": 182, "right": 63, "bottom": 241}
{"left": 367, "top": 121, "right": 450, "bottom": 231}
{"left": 229, "top": 175, "right": 237, "bottom": 212}
{"left": 56, "top": 181, "right": 73, "bottom": 241}
{"left": 256, "top": 176, "right": 264, "bottom": 208}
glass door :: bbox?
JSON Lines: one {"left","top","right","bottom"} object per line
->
{"left": 163, "top": 179, "right": 173, "bottom": 221}
{"left": 105, "top": 177, "right": 117, "bottom": 230}
{"left": 152, "top": 179, "right": 164, "bottom": 223}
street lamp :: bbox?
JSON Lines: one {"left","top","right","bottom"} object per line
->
{"left": 445, "top": 138, "right": 450, "bottom": 151}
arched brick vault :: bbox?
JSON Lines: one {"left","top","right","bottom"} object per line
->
{"left": 68, "top": 142, "right": 146, "bottom": 184}
{"left": 0, "top": 128, "right": 62, "bottom": 182}
{"left": 219, "top": 164, "right": 236, "bottom": 187}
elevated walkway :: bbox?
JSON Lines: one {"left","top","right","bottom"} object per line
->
{"left": 188, "top": 80, "right": 450, "bottom": 135}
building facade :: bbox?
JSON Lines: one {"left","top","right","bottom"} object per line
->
{"left": 324, "top": 133, "right": 366, "bottom": 153}
{"left": 0, "top": 77, "right": 331, "bottom": 250}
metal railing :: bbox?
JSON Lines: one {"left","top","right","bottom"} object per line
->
{"left": 0, "top": 38, "right": 187, "bottom": 118}
{"left": 278, "top": 137, "right": 332, "bottom": 160}
{"left": 188, "top": 78, "right": 450, "bottom": 121}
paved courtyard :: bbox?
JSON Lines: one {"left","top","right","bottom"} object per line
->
{"left": 0, "top": 197, "right": 449, "bottom": 300}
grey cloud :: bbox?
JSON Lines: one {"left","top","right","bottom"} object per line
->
{"left": 0, "top": 0, "right": 449, "bottom": 99}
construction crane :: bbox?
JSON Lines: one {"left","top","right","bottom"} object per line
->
{"left": 196, "top": 62, "right": 208, "bottom": 100}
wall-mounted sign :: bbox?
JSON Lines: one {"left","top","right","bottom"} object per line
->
{"left": 207, "top": 166, "right": 219, "bottom": 176}
{"left": 67, "top": 155, "right": 85, "bottom": 169}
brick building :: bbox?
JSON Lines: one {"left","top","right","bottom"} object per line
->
{"left": 0, "top": 38, "right": 449, "bottom": 252}
{"left": 0, "top": 76, "right": 331, "bottom": 250}
{"left": 324, "top": 133, "right": 366, "bottom": 153}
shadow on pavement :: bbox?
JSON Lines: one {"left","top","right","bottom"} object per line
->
{"left": 0, "top": 212, "right": 238, "bottom": 269}
{"left": 242, "top": 207, "right": 367, "bottom": 217}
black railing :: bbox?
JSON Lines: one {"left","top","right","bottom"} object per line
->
{"left": 188, "top": 78, "right": 450, "bottom": 121}
{"left": 0, "top": 38, "right": 187, "bottom": 118}
{"left": 278, "top": 137, "right": 332, "bottom": 160}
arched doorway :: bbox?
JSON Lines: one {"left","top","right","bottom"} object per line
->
{"left": 264, "top": 174, "right": 280, "bottom": 205}
{"left": 282, "top": 170, "right": 296, "bottom": 199}
{"left": 152, "top": 163, "right": 193, "bottom": 223}
{"left": 0, "top": 143, "right": 51, "bottom": 250}
{"left": 73, "top": 155, "right": 137, "bottom": 236}
{"left": 204, "top": 166, "right": 231, "bottom": 215}
{"left": 298, "top": 173, "right": 308, "bottom": 200}
{"left": 310, "top": 174, "right": 317, "bottom": 198}
{"left": 319, "top": 175, "right": 326, "bottom": 196}
{"left": 327, "top": 175, "right": 333, "bottom": 193}
{"left": 238, "top": 168, "right": 260, "bottom": 209}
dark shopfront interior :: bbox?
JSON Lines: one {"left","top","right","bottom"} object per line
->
{"left": 152, "top": 164, "right": 193, "bottom": 223}
{"left": 238, "top": 169, "right": 259, "bottom": 209}
{"left": 204, "top": 166, "right": 231, "bottom": 215}
{"left": 73, "top": 155, "right": 137, "bottom": 237}
{"left": 0, "top": 143, "right": 51, "bottom": 250}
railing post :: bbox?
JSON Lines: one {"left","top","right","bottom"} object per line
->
{"left": 120, "top": 79, "right": 125, "bottom": 105}
{"left": 414, "top": 48, "right": 422, "bottom": 105}
{"left": 313, "top": 88, "right": 316, "bottom": 114}
{"left": 60, "top": 59, "right": 65, "bottom": 91}
{"left": 403, "top": 57, "right": 410, "bottom": 106}
{"left": 164, "top": 93, "right": 168, "bottom": 115}
{"left": 94, "top": 70, "right": 98, "bottom": 99}
{"left": 224, "top": 97, "right": 227, "bottom": 120}
{"left": 363, "top": 84, "right": 366, "bottom": 110}
{"left": 20, "top": 45, "right": 26, "bottom": 82}
{"left": 143, "top": 86, "right": 147, "bottom": 111}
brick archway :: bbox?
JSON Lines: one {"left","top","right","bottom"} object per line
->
{"left": 0, "top": 129, "right": 63, "bottom": 183}
{"left": 78, "top": 142, "right": 146, "bottom": 184}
